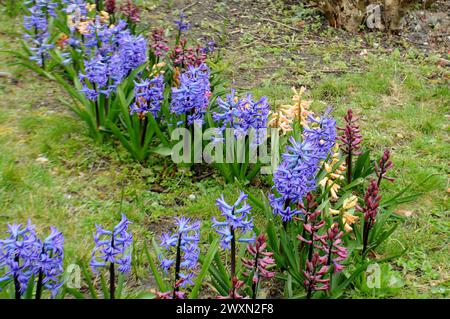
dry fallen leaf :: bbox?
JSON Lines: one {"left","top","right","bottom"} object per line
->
{"left": 395, "top": 209, "right": 414, "bottom": 218}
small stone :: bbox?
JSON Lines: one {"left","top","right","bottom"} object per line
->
{"left": 36, "top": 156, "right": 49, "bottom": 164}
{"left": 188, "top": 194, "right": 196, "bottom": 201}
{"left": 396, "top": 209, "right": 414, "bottom": 217}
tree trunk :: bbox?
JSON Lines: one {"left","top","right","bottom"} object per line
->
{"left": 313, "top": 0, "right": 427, "bottom": 32}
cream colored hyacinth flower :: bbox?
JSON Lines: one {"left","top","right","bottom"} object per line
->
{"left": 86, "top": 5, "right": 112, "bottom": 25}
{"left": 87, "top": 3, "right": 96, "bottom": 12}
{"left": 150, "top": 62, "right": 166, "bottom": 77}
{"left": 269, "top": 86, "right": 312, "bottom": 135}
{"left": 330, "top": 195, "right": 359, "bottom": 232}
{"left": 70, "top": 11, "right": 110, "bottom": 35}
{"left": 319, "top": 144, "right": 346, "bottom": 200}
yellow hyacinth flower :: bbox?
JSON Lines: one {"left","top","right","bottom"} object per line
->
{"left": 343, "top": 211, "right": 359, "bottom": 232}
{"left": 329, "top": 194, "right": 359, "bottom": 232}
{"left": 149, "top": 62, "right": 166, "bottom": 77}
{"left": 289, "top": 86, "right": 312, "bottom": 125}
{"left": 268, "top": 110, "right": 293, "bottom": 135}
{"left": 329, "top": 208, "right": 340, "bottom": 215}
{"left": 87, "top": 3, "right": 96, "bottom": 12}
{"left": 343, "top": 195, "right": 358, "bottom": 210}
{"left": 99, "top": 11, "right": 110, "bottom": 24}
{"left": 269, "top": 87, "right": 312, "bottom": 135}
{"left": 319, "top": 145, "right": 346, "bottom": 200}
{"left": 173, "top": 67, "right": 181, "bottom": 88}
{"left": 77, "top": 21, "right": 91, "bottom": 35}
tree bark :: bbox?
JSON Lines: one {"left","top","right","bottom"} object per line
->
{"left": 313, "top": 0, "right": 425, "bottom": 32}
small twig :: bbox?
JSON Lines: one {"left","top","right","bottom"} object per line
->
{"left": 259, "top": 17, "right": 302, "bottom": 33}
{"left": 182, "top": 1, "right": 199, "bottom": 12}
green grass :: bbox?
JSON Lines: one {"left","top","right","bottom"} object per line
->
{"left": 0, "top": 5, "right": 448, "bottom": 298}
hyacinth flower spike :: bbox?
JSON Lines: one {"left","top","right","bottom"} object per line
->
{"left": 174, "top": 11, "right": 191, "bottom": 43}
{"left": 170, "top": 62, "right": 211, "bottom": 126}
{"left": 91, "top": 214, "right": 132, "bottom": 299}
{"left": 23, "top": 0, "right": 56, "bottom": 69}
{"left": 34, "top": 227, "right": 64, "bottom": 299}
{"left": 104, "top": 0, "right": 116, "bottom": 24}
{"left": 158, "top": 217, "right": 201, "bottom": 299}
{"left": 375, "top": 149, "right": 395, "bottom": 187}
{"left": 337, "top": 109, "right": 362, "bottom": 184}
{"left": 317, "top": 224, "right": 348, "bottom": 272}
{"left": 357, "top": 180, "right": 381, "bottom": 255}
{"left": 304, "top": 252, "right": 330, "bottom": 299}
{"left": 121, "top": 0, "right": 140, "bottom": 29}
{"left": 242, "top": 235, "right": 275, "bottom": 299}
{"left": 0, "top": 221, "right": 40, "bottom": 299}
{"left": 212, "top": 192, "right": 255, "bottom": 298}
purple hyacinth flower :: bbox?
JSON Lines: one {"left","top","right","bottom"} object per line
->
{"left": 79, "top": 18, "right": 148, "bottom": 100}
{"left": 174, "top": 12, "right": 191, "bottom": 33}
{"left": 212, "top": 192, "right": 255, "bottom": 250}
{"left": 212, "top": 90, "right": 270, "bottom": 146}
{"left": 0, "top": 221, "right": 40, "bottom": 296}
{"left": 91, "top": 214, "right": 133, "bottom": 275}
{"left": 170, "top": 63, "right": 211, "bottom": 125}
{"left": 303, "top": 108, "right": 337, "bottom": 160}
{"left": 130, "top": 75, "right": 165, "bottom": 118}
{"left": 34, "top": 227, "right": 65, "bottom": 298}
{"left": 158, "top": 217, "right": 201, "bottom": 288}
{"left": 23, "top": 2, "right": 55, "bottom": 67}
{"left": 269, "top": 109, "right": 337, "bottom": 222}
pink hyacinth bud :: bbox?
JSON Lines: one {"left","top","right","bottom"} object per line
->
{"left": 337, "top": 109, "right": 363, "bottom": 156}
{"left": 104, "top": 0, "right": 116, "bottom": 14}
{"left": 375, "top": 148, "right": 395, "bottom": 186}
{"left": 357, "top": 179, "right": 382, "bottom": 221}
{"left": 121, "top": 0, "right": 140, "bottom": 23}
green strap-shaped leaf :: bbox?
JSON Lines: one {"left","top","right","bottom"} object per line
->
{"left": 189, "top": 238, "right": 220, "bottom": 298}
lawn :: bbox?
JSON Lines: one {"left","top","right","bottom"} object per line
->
{"left": 0, "top": 1, "right": 448, "bottom": 298}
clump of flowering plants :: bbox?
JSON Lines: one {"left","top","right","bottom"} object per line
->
{"left": 203, "top": 192, "right": 275, "bottom": 299}
{"left": 203, "top": 89, "right": 271, "bottom": 183}
{"left": 64, "top": 213, "right": 152, "bottom": 299}
{"left": 89, "top": 214, "right": 132, "bottom": 299}
{"left": 10, "top": 2, "right": 224, "bottom": 160}
{"left": 106, "top": 14, "right": 223, "bottom": 162}
{"left": 52, "top": 14, "right": 149, "bottom": 142}
{"left": 0, "top": 221, "right": 64, "bottom": 299}
{"left": 146, "top": 217, "right": 219, "bottom": 299}
{"left": 241, "top": 103, "right": 425, "bottom": 298}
